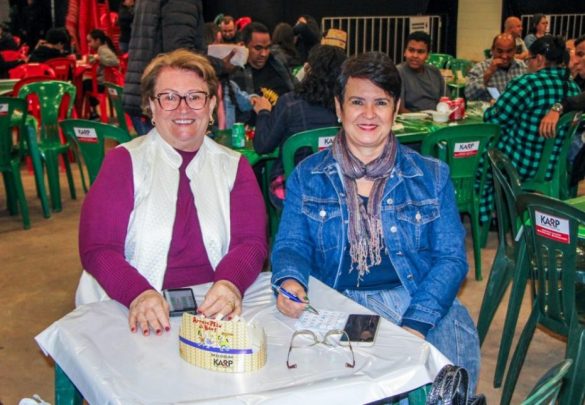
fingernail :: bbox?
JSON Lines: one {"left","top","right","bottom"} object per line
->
{"left": 165, "top": 326, "right": 170, "bottom": 332}
{"left": 156, "top": 329, "right": 161, "bottom": 335}
{"left": 131, "top": 327, "right": 136, "bottom": 333}
{"left": 227, "top": 315, "right": 232, "bottom": 320}
{"left": 143, "top": 329, "right": 149, "bottom": 336}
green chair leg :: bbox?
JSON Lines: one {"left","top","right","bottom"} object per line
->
{"left": 55, "top": 364, "right": 82, "bottom": 405}
{"left": 471, "top": 208, "right": 482, "bottom": 280}
{"left": 62, "top": 153, "right": 77, "bottom": 200}
{"left": 44, "top": 151, "right": 62, "bottom": 212}
{"left": 559, "top": 322, "right": 585, "bottom": 405}
{"left": 3, "top": 171, "right": 18, "bottom": 214}
{"left": 407, "top": 383, "right": 431, "bottom": 404}
{"left": 10, "top": 161, "right": 30, "bottom": 229}
{"left": 494, "top": 243, "right": 529, "bottom": 388}
{"left": 25, "top": 122, "right": 51, "bottom": 218}
{"left": 500, "top": 305, "right": 540, "bottom": 405}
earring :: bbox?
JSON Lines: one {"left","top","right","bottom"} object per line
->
{"left": 209, "top": 116, "right": 215, "bottom": 126}
{"left": 151, "top": 119, "right": 156, "bottom": 126}
{"left": 337, "top": 117, "right": 341, "bottom": 123}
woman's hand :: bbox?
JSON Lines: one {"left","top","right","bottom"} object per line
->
{"left": 402, "top": 326, "right": 425, "bottom": 339}
{"left": 198, "top": 280, "right": 242, "bottom": 319}
{"left": 128, "top": 289, "right": 170, "bottom": 336}
{"left": 275, "top": 279, "right": 308, "bottom": 318}
{"left": 251, "top": 96, "right": 272, "bottom": 113}
{"left": 539, "top": 110, "right": 560, "bottom": 138}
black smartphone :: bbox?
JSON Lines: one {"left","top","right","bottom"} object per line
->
{"left": 163, "top": 288, "right": 197, "bottom": 317}
{"left": 340, "top": 314, "right": 381, "bottom": 345}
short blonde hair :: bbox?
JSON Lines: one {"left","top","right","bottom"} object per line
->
{"left": 141, "top": 49, "right": 218, "bottom": 116}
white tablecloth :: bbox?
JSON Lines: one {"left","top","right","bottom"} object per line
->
{"left": 36, "top": 273, "right": 449, "bottom": 404}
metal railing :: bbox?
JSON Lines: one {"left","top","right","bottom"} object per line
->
{"left": 321, "top": 15, "right": 444, "bottom": 63}
{"left": 521, "top": 13, "right": 585, "bottom": 40}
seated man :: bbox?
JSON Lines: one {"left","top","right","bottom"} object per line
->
{"left": 465, "top": 33, "right": 527, "bottom": 102}
{"left": 505, "top": 16, "right": 529, "bottom": 60}
{"left": 397, "top": 31, "right": 445, "bottom": 113}
{"left": 231, "top": 22, "right": 295, "bottom": 124}
{"left": 219, "top": 15, "right": 239, "bottom": 44}
{"left": 28, "top": 28, "right": 71, "bottom": 63}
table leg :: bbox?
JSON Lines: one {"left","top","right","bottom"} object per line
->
{"left": 55, "top": 364, "right": 83, "bottom": 405}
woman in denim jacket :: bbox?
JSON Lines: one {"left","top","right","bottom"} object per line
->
{"left": 271, "top": 52, "right": 481, "bottom": 390}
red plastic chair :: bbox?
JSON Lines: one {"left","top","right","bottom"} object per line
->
{"left": 80, "top": 62, "right": 110, "bottom": 122}
{"left": 45, "top": 58, "right": 76, "bottom": 81}
{"left": 0, "top": 50, "right": 22, "bottom": 62}
{"left": 9, "top": 63, "right": 56, "bottom": 79}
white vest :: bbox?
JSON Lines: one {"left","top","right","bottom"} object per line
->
{"left": 75, "top": 130, "right": 241, "bottom": 306}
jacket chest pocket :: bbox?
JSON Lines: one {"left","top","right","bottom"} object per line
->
{"left": 395, "top": 200, "right": 440, "bottom": 250}
{"left": 302, "top": 198, "right": 342, "bottom": 253}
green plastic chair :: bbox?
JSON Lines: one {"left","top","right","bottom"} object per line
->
{"left": 0, "top": 97, "right": 30, "bottom": 229}
{"left": 17, "top": 80, "right": 77, "bottom": 212}
{"left": 476, "top": 149, "right": 524, "bottom": 345}
{"left": 426, "top": 53, "right": 454, "bottom": 69}
{"left": 447, "top": 58, "right": 473, "bottom": 98}
{"left": 521, "top": 359, "right": 573, "bottom": 405}
{"left": 104, "top": 82, "right": 130, "bottom": 134}
{"left": 500, "top": 193, "right": 585, "bottom": 405}
{"left": 55, "top": 364, "right": 82, "bottom": 405}
{"left": 60, "top": 119, "right": 132, "bottom": 185}
{"left": 522, "top": 111, "right": 582, "bottom": 199}
{"left": 421, "top": 123, "right": 500, "bottom": 280}
{"left": 282, "top": 126, "right": 339, "bottom": 177}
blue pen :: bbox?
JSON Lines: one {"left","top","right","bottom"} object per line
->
{"left": 272, "top": 284, "right": 319, "bottom": 315}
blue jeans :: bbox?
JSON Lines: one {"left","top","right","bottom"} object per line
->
{"left": 344, "top": 286, "right": 481, "bottom": 394}
{"left": 130, "top": 114, "right": 153, "bottom": 136}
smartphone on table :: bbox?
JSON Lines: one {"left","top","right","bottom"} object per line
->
{"left": 340, "top": 314, "right": 380, "bottom": 346}
{"left": 163, "top": 288, "right": 197, "bottom": 317}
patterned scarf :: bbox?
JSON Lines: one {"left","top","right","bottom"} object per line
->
{"left": 331, "top": 129, "right": 398, "bottom": 281}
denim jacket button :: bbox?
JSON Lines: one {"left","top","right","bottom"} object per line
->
{"left": 397, "top": 251, "right": 403, "bottom": 256}
{"left": 386, "top": 198, "right": 393, "bottom": 205}
{"left": 407, "top": 273, "right": 414, "bottom": 280}
{"left": 319, "top": 209, "right": 327, "bottom": 218}
{"left": 415, "top": 212, "right": 422, "bottom": 222}
{"left": 390, "top": 225, "right": 397, "bottom": 233}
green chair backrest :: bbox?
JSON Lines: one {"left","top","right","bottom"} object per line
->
{"left": 282, "top": 126, "right": 339, "bottom": 178}
{"left": 0, "top": 97, "right": 27, "bottom": 168}
{"left": 104, "top": 82, "right": 129, "bottom": 133}
{"left": 517, "top": 193, "right": 583, "bottom": 334}
{"left": 488, "top": 148, "right": 524, "bottom": 250}
{"left": 59, "top": 119, "right": 132, "bottom": 184}
{"left": 521, "top": 359, "right": 573, "bottom": 405}
{"left": 522, "top": 111, "right": 582, "bottom": 198}
{"left": 448, "top": 58, "right": 473, "bottom": 78}
{"left": 426, "top": 53, "right": 454, "bottom": 69}
{"left": 420, "top": 123, "right": 500, "bottom": 208}
{"left": 17, "top": 80, "right": 76, "bottom": 145}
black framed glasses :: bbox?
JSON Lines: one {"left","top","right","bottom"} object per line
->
{"left": 286, "top": 329, "right": 355, "bottom": 369}
{"left": 151, "top": 91, "right": 209, "bottom": 111}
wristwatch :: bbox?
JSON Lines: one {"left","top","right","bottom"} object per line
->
{"left": 551, "top": 103, "right": 564, "bottom": 114}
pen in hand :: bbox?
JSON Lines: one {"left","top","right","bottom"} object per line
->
{"left": 272, "top": 284, "right": 319, "bottom": 315}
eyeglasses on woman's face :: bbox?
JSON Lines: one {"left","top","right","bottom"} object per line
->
{"left": 151, "top": 91, "right": 209, "bottom": 111}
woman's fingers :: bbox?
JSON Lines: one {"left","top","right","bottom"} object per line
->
{"left": 128, "top": 289, "right": 170, "bottom": 336}
{"left": 198, "top": 280, "right": 242, "bottom": 319}
{"left": 276, "top": 279, "right": 307, "bottom": 318}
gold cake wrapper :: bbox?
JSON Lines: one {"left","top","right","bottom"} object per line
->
{"left": 179, "top": 313, "right": 267, "bottom": 373}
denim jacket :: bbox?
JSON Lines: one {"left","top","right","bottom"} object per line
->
{"left": 271, "top": 144, "right": 468, "bottom": 328}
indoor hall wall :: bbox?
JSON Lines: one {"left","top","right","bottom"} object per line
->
{"left": 0, "top": 0, "right": 10, "bottom": 24}
{"left": 457, "top": 0, "right": 502, "bottom": 62}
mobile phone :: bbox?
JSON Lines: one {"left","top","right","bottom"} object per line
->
{"left": 340, "top": 314, "right": 380, "bottom": 345}
{"left": 163, "top": 288, "right": 197, "bottom": 317}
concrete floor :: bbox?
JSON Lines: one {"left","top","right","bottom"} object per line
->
{"left": 0, "top": 168, "right": 567, "bottom": 405}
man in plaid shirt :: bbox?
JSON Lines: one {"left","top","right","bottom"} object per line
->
{"left": 465, "top": 34, "right": 527, "bottom": 102}
{"left": 478, "top": 36, "right": 581, "bottom": 223}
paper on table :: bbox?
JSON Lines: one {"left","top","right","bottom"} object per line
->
{"left": 295, "top": 310, "right": 347, "bottom": 335}
{"left": 207, "top": 44, "right": 249, "bottom": 67}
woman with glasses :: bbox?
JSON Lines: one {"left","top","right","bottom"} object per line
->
{"left": 77, "top": 49, "right": 267, "bottom": 337}
{"left": 271, "top": 52, "right": 480, "bottom": 391}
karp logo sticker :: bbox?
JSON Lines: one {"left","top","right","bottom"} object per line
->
{"left": 454, "top": 141, "right": 479, "bottom": 157}
{"left": 318, "top": 136, "right": 335, "bottom": 150}
{"left": 0, "top": 103, "right": 9, "bottom": 116}
{"left": 74, "top": 127, "right": 98, "bottom": 143}
{"left": 107, "top": 87, "right": 118, "bottom": 96}
{"left": 535, "top": 210, "right": 570, "bottom": 244}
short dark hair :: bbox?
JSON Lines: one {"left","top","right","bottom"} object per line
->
{"left": 529, "top": 35, "right": 569, "bottom": 65}
{"left": 406, "top": 31, "right": 431, "bottom": 50}
{"left": 221, "top": 15, "right": 235, "bottom": 25}
{"left": 575, "top": 35, "right": 585, "bottom": 47}
{"left": 46, "top": 28, "right": 69, "bottom": 45}
{"left": 529, "top": 14, "right": 546, "bottom": 34}
{"left": 241, "top": 22, "right": 269, "bottom": 45}
{"left": 335, "top": 52, "right": 401, "bottom": 104}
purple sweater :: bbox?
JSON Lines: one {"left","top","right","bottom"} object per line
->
{"left": 79, "top": 146, "right": 267, "bottom": 307}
